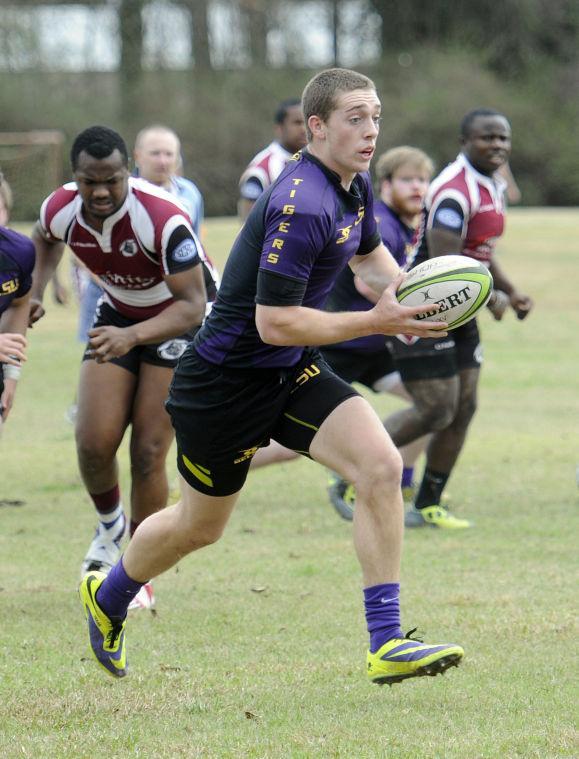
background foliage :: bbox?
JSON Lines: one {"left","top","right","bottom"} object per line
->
{"left": 0, "top": 0, "right": 578, "bottom": 218}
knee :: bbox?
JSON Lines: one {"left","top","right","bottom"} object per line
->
{"left": 131, "top": 439, "right": 166, "bottom": 479}
{"left": 455, "top": 395, "right": 478, "bottom": 427}
{"left": 76, "top": 433, "right": 114, "bottom": 472}
{"left": 353, "top": 446, "right": 403, "bottom": 501}
{"left": 419, "top": 398, "right": 457, "bottom": 432}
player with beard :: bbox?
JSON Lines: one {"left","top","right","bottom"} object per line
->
{"left": 80, "top": 69, "right": 464, "bottom": 685}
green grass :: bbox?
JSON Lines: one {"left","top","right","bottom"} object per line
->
{"left": 1, "top": 211, "right": 577, "bottom": 758}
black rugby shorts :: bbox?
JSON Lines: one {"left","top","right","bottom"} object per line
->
{"left": 387, "top": 318, "right": 482, "bottom": 382}
{"left": 321, "top": 346, "right": 397, "bottom": 390}
{"left": 82, "top": 301, "right": 196, "bottom": 375}
{"left": 166, "top": 347, "right": 358, "bottom": 496}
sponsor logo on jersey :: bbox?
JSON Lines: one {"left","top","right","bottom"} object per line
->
{"left": 120, "top": 239, "right": 139, "bottom": 257}
{"left": 157, "top": 338, "right": 189, "bottom": 361}
{"left": 1, "top": 279, "right": 18, "bottom": 295}
{"left": 173, "top": 239, "right": 198, "bottom": 263}
{"left": 434, "top": 207, "right": 463, "bottom": 229}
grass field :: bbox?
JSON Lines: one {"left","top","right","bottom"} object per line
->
{"left": 1, "top": 210, "right": 577, "bottom": 758}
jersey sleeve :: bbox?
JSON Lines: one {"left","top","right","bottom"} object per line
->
{"left": 356, "top": 174, "right": 381, "bottom": 255}
{"left": 239, "top": 175, "right": 266, "bottom": 201}
{"left": 255, "top": 184, "right": 333, "bottom": 307}
{"left": 164, "top": 224, "right": 202, "bottom": 275}
{"left": 38, "top": 185, "right": 78, "bottom": 242}
{"left": 428, "top": 188, "right": 469, "bottom": 239}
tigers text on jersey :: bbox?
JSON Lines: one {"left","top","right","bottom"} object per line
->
{"left": 0, "top": 227, "right": 35, "bottom": 315}
{"left": 238, "top": 141, "right": 294, "bottom": 201}
{"left": 411, "top": 153, "right": 507, "bottom": 267}
{"left": 325, "top": 200, "right": 415, "bottom": 354}
{"left": 39, "top": 177, "right": 217, "bottom": 321}
{"left": 195, "top": 150, "right": 381, "bottom": 369}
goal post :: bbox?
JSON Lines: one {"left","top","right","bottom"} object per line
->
{"left": 0, "top": 130, "right": 65, "bottom": 222}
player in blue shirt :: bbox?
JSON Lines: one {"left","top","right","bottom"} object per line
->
{"left": 80, "top": 68, "right": 464, "bottom": 686}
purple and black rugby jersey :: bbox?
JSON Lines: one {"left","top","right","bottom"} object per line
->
{"left": 194, "top": 151, "right": 381, "bottom": 369}
{"left": 324, "top": 199, "right": 415, "bottom": 354}
{"left": 0, "top": 227, "right": 36, "bottom": 316}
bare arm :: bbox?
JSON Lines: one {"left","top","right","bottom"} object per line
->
{"left": 488, "top": 255, "right": 533, "bottom": 320}
{"left": 426, "top": 227, "right": 463, "bottom": 258}
{"left": 255, "top": 244, "right": 446, "bottom": 346}
{"left": 29, "top": 222, "right": 67, "bottom": 324}
{"left": 0, "top": 291, "right": 31, "bottom": 420}
{"left": 238, "top": 198, "right": 255, "bottom": 223}
{"left": 88, "top": 264, "right": 207, "bottom": 363}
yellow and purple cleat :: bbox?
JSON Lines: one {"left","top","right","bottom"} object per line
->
{"left": 367, "top": 630, "right": 464, "bottom": 685}
{"left": 79, "top": 571, "right": 128, "bottom": 678}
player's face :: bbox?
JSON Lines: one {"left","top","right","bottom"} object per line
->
{"left": 311, "top": 88, "right": 381, "bottom": 186}
{"left": 135, "top": 131, "right": 180, "bottom": 186}
{"left": 74, "top": 149, "right": 129, "bottom": 221}
{"left": 383, "top": 164, "right": 430, "bottom": 220}
{"left": 463, "top": 115, "right": 511, "bottom": 175}
{"left": 277, "top": 105, "right": 307, "bottom": 154}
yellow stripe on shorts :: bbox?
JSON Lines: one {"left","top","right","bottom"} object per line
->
{"left": 182, "top": 454, "right": 214, "bottom": 487}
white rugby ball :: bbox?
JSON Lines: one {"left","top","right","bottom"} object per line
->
{"left": 397, "top": 255, "right": 493, "bottom": 330}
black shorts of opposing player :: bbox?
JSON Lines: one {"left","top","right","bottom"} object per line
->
{"left": 321, "top": 347, "right": 397, "bottom": 390}
{"left": 166, "top": 347, "right": 358, "bottom": 497}
{"left": 82, "top": 301, "right": 198, "bottom": 375}
{"left": 387, "top": 318, "right": 482, "bottom": 382}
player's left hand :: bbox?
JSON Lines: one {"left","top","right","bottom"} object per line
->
{"left": 510, "top": 292, "right": 533, "bottom": 320}
{"left": 88, "top": 325, "right": 137, "bottom": 362}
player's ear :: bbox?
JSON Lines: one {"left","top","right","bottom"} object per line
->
{"left": 308, "top": 115, "right": 325, "bottom": 140}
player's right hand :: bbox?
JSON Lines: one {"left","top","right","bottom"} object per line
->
{"left": 0, "top": 333, "right": 27, "bottom": 364}
{"left": 28, "top": 298, "right": 46, "bottom": 326}
{"left": 372, "top": 277, "right": 448, "bottom": 338}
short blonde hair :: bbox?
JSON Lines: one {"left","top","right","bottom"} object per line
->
{"left": 375, "top": 146, "right": 434, "bottom": 183}
{"left": 302, "top": 68, "right": 376, "bottom": 142}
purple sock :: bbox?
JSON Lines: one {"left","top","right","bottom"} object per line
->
{"left": 364, "top": 582, "right": 403, "bottom": 653}
{"left": 96, "top": 559, "right": 145, "bottom": 619}
{"left": 401, "top": 467, "right": 414, "bottom": 488}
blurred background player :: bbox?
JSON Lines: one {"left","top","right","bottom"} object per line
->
{"left": 237, "top": 98, "right": 307, "bottom": 222}
{"left": 134, "top": 124, "right": 205, "bottom": 238}
{"left": 386, "top": 108, "right": 533, "bottom": 529}
{"left": 0, "top": 215, "right": 34, "bottom": 428}
{"left": 251, "top": 146, "right": 436, "bottom": 521}
{"left": 29, "top": 125, "right": 216, "bottom": 609}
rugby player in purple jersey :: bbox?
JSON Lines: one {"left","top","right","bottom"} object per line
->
{"left": 80, "top": 69, "right": 464, "bottom": 685}
{"left": 0, "top": 226, "right": 35, "bottom": 426}
{"left": 250, "top": 146, "right": 435, "bottom": 518}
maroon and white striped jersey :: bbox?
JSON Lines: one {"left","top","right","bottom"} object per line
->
{"left": 238, "top": 141, "right": 294, "bottom": 201}
{"left": 411, "top": 153, "right": 507, "bottom": 267}
{"left": 39, "top": 177, "right": 218, "bottom": 320}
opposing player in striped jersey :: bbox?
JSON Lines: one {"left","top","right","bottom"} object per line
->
{"left": 387, "top": 109, "right": 533, "bottom": 529}
{"left": 238, "top": 98, "right": 307, "bottom": 222}
{"left": 29, "top": 126, "right": 217, "bottom": 609}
